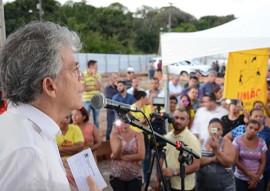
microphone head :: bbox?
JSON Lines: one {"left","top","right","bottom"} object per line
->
{"left": 91, "top": 94, "right": 106, "bottom": 109}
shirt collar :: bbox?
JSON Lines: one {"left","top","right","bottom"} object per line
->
{"left": 172, "top": 127, "right": 188, "bottom": 138}
{"left": 10, "top": 104, "right": 61, "bottom": 139}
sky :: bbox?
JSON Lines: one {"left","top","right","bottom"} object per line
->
{"left": 54, "top": 0, "right": 270, "bottom": 19}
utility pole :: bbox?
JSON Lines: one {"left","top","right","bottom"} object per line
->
{"left": 164, "top": 3, "right": 173, "bottom": 120}
{"left": 37, "top": 0, "right": 43, "bottom": 20}
{"left": 0, "top": 0, "right": 6, "bottom": 48}
{"left": 167, "top": 2, "right": 172, "bottom": 32}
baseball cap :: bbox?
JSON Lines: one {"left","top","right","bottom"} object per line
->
{"left": 127, "top": 67, "right": 135, "bottom": 72}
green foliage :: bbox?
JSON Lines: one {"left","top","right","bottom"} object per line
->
{"left": 3, "top": 0, "right": 236, "bottom": 54}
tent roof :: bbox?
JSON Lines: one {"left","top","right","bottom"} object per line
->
{"left": 161, "top": 4, "right": 270, "bottom": 66}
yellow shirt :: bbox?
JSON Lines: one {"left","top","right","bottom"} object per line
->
{"left": 164, "top": 128, "right": 201, "bottom": 190}
{"left": 82, "top": 71, "right": 101, "bottom": 102}
{"left": 56, "top": 124, "right": 84, "bottom": 147}
{"left": 130, "top": 104, "right": 153, "bottom": 132}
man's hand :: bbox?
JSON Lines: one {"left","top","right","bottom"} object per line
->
{"left": 162, "top": 168, "right": 174, "bottom": 177}
{"left": 87, "top": 176, "right": 101, "bottom": 191}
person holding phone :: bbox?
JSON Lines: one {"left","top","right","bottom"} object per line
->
{"left": 197, "top": 118, "right": 236, "bottom": 191}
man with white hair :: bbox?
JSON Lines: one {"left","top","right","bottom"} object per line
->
{"left": 169, "top": 74, "right": 182, "bottom": 103}
{"left": 0, "top": 21, "right": 98, "bottom": 191}
{"left": 127, "top": 78, "right": 144, "bottom": 95}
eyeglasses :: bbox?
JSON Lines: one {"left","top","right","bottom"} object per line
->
{"left": 72, "top": 66, "right": 83, "bottom": 78}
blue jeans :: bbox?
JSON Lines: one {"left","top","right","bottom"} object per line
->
{"left": 235, "top": 177, "right": 264, "bottom": 191}
{"left": 263, "top": 171, "right": 270, "bottom": 191}
{"left": 110, "top": 175, "right": 142, "bottom": 191}
{"left": 149, "top": 69, "right": 155, "bottom": 79}
{"left": 83, "top": 101, "right": 99, "bottom": 128}
{"left": 106, "top": 109, "right": 115, "bottom": 140}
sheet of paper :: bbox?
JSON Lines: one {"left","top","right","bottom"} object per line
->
{"left": 67, "top": 148, "right": 107, "bottom": 191}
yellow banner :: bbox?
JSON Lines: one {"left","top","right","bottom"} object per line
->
{"left": 224, "top": 48, "right": 270, "bottom": 111}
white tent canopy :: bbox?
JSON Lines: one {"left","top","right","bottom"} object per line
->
{"left": 161, "top": 4, "right": 270, "bottom": 66}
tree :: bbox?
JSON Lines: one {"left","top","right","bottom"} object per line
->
{"left": 4, "top": 0, "right": 60, "bottom": 35}
{"left": 3, "top": 1, "right": 236, "bottom": 54}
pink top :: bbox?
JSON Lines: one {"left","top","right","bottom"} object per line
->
{"left": 82, "top": 123, "right": 95, "bottom": 146}
{"left": 111, "top": 134, "right": 142, "bottom": 181}
{"left": 233, "top": 135, "right": 267, "bottom": 181}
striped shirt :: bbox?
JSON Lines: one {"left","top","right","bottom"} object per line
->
{"left": 82, "top": 71, "right": 101, "bottom": 102}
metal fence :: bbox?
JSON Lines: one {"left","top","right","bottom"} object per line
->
{"left": 76, "top": 53, "right": 157, "bottom": 74}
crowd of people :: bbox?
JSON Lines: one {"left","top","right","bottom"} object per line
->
{"left": 98, "top": 63, "right": 270, "bottom": 191}
{"left": 0, "top": 21, "right": 270, "bottom": 191}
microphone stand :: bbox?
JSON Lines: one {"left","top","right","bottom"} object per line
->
{"left": 117, "top": 110, "right": 167, "bottom": 191}
{"left": 116, "top": 110, "right": 200, "bottom": 191}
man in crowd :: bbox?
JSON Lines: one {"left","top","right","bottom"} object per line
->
{"left": 104, "top": 73, "right": 118, "bottom": 140}
{"left": 191, "top": 93, "right": 228, "bottom": 141}
{"left": 156, "top": 108, "right": 201, "bottom": 191}
{"left": 187, "top": 87, "right": 200, "bottom": 111}
{"left": 127, "top": 78, "right": 144, "bottom": 95}
{"left": 180, "top": 75, "right": 203, "bottom": 99}
{"left": 0, "top": 21, "right": 97, "bottom": 190}
{"left": 125, "top": 67, "right": 135, "bottom": 89}
{"left": 200, "top": 69, "right": 221, "bottom": 95}
{"left": 146, "top": 77, "right": 164, "bottom": 98}
{"left": 112, "top": 80, "right": 136, "bottom": 117}
{"left": 82, "top": 60, "right": 101, "bottom": 128}
{"left": 169, "top": 74, "right": 182, "bottom": 103}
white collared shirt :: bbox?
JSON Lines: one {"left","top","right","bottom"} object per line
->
{"left": 191, "top": 106, "right": 229, "bottom": 140}
{"left": 168, "top": 81, "right": 182, "bottom": 103}
{"left": 0, "top": 104, "right": 70, "bottom": 191}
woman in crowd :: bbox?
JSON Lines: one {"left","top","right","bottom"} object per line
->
{"left": 179, "top": 94, "right": 191, "bottom": 111}
{"left": 71, "top": 107, "right": 101, "bottom": 160}
{"left": 225, "top": 108, "right": 270, "bottom": 191}
{"left": 56, "top": 115, "right": 84, "bottom": 158}
{"left": 179, "top": 94, "right": 193, "bottom": 128}
{"left": 197, "top": 118, "right": 236, "bottom": 191}
{"left": 109, "top": 120, "right": 145, "bottom": 191}
{"left": 213, "top": 87, "right": 223, "bottom": 101}
{"left": 221, "top": 99, "right": 247, "bottom": 136}
{"left": 253, "top": 101, "right": 270, "bottom": 127}
{"left": 233, "top": 119, "right": 267, "bottom": 191}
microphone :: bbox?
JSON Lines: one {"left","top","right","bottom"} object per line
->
{"left": 91, "top": 94, "right": 141, "bottom": 112}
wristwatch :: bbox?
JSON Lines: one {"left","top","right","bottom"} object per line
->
{"left": 173, "top": 168, "right": 178, "bottom": 176}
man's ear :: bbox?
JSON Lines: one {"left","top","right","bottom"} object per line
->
{"left": 42, "top": 77, "right": 57, "bottom": 98}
